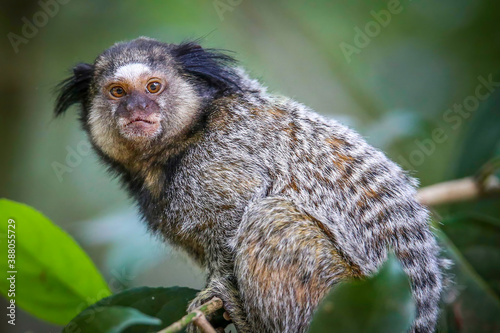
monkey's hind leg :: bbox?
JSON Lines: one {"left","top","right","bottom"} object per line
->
{"left": 233, "top": 196, "right": 356, "bottom": 333}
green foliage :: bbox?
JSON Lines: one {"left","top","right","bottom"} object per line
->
{"left": 448, "top": 76, "right": 500, "bottom": 224}
{"left": 309, "top": 254, "right": 414, "bottom": 333}
{"left": 438, "top": 221, "right": 500, "bottom": 333}
{"left": 0, "top": 199, "right": 111, "bottom": 325}
{"left": 64, "top": 287, "right": 199, "bottom": 333}
{"left": 63, "top": 306, "right": 161, "bottom": 333}
{"left": 442, "top": 215, "right": 500, "bottom": 297}
{"left": 452, "top": 77, "right": 500, "bottom": 183}
{"left": 436, "top": 82, "right": 500, "bottom": 332}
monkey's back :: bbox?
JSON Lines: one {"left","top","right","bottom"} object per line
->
{"left": 156, "top": 93, "right": 428, "bottom": 275}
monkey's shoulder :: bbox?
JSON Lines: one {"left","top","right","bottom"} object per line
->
{"left": 198, "top": 94, "right": 418, "bottom": 215}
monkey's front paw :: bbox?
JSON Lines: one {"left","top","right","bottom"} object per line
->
{"left": 186, "top": 322, "right": 202, "bottom": 333}
{"left": 187, "top": 289, "right": 216, "bottom": 313}
{"left": 186, "top": 289, "right": 224, "bottom": 333}
{"left": 186, "top": 318, "right": 227, "bottom": 333}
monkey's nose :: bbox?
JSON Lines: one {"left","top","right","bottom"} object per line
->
{"left": 125, "top": 93, "right": 152, "bottom": 112}
{"left": 126, "top": 102, "right": 149, "bottom": 111}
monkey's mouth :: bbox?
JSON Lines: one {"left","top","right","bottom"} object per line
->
{"left": 119, "top": 115, "right": 161, "bottom": 139}
{"left": 125, "top": 117, "right": 156, "bottom": 126}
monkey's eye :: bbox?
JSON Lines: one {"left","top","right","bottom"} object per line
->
{"left": 110, "top": 86, "right": 126, "bottom": 98}
{"left": 147, "top": 81, "right": 162, "bottom": 94}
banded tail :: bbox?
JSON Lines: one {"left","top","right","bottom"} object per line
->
{"left": 394, "top": 222, "right": 449, "bottom": 333}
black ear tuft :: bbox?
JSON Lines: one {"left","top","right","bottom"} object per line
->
{"left": 54, "top": 63, "right": 94, "bottom": 117}
{"left": 172, "top": 42, "right": 241, "bottom": 96}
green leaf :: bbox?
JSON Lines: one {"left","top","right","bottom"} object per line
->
{"left": 309, "top": 254, "right": 414, "bottom": 333}
{"left": 63, "top": 306, "right": 161, "bottom": 333}
{"left": 442, "top": 215, "right": 500, "bottom": 297}
{"left": 451, "top": 79, "right": 500, "bottom": 179}
{"left": 450, "top": 81, "right": 500, "bottom": 220}
{"left": 0, "top": 199, "right": 111, "bottom": 325}
{"left": 437, "top": 225, "right": 500, "bottom": 333}
{"left": 64, "top": 286, "right": 199, "bottom": 333}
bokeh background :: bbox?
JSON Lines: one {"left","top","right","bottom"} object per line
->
{"left": 1, "top": 0, "right": 499, "bottom": 332}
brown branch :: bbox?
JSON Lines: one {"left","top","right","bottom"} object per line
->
{"left": 157, "top": 297, "right": 223, "bottom": 333}
{"left": 193, "top": 312, "right": 218, "bottom": 333}
{"left": 416, "top": 174, "right": 500, "bottom": 207}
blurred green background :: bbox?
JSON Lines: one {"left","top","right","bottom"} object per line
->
{"left": 1, "top": 0, "right": 499, "bottom": 332}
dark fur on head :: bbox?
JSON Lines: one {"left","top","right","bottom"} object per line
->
{"left": 54, "top": 63, "right": 94, "bottom": 117}
{"left": 172, "top": 41, "right": 241, "bottom": 101}
{"left": 54, "top": 37, "right": 241, "bottom": 119}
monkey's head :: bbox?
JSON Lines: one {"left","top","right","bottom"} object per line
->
{"left": 55, "top": 37, "right": 240, "bottom": 165}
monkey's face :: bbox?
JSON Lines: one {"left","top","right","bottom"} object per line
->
{"left": 86, "top": 52, "right": 204, "bottom": 163}
{"left": 55, "top": 37, "right": 239, "bottom": 164}
{"left": 99, "top": 63, "right": 164, "bottom": 141}
{"left": 89, "top": 60, "right": 200, "bottom": 159}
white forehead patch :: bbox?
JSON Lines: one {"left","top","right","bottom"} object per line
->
{"left": 114, "top": 63, "right": 151, "bottom": 80}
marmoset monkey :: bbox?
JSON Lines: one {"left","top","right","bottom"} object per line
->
{"left": 55, "top": 37, "right": 446, "bottom": 333}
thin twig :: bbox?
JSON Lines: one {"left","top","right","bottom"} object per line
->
{"left": 417, "top": 174, "right": 500, "bottom": 207}
{"left": 157, "top": 297, "right": 223, "bottom": 333}
{"left": 193, "top": 312, "right": 218, "bottom": 333}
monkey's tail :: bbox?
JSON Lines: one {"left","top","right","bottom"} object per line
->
{"left": 393, "top": 221, "right": 450, "bottom": 333}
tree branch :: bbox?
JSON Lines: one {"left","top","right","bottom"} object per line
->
{"left": 416, "top": 165, "right": 500, "bottom": 207}
{"left": 193, "top": 312, "right": 218, "bottom": 333}
{"left": 157, "top": 297, "right": 223, "bottom": 333}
